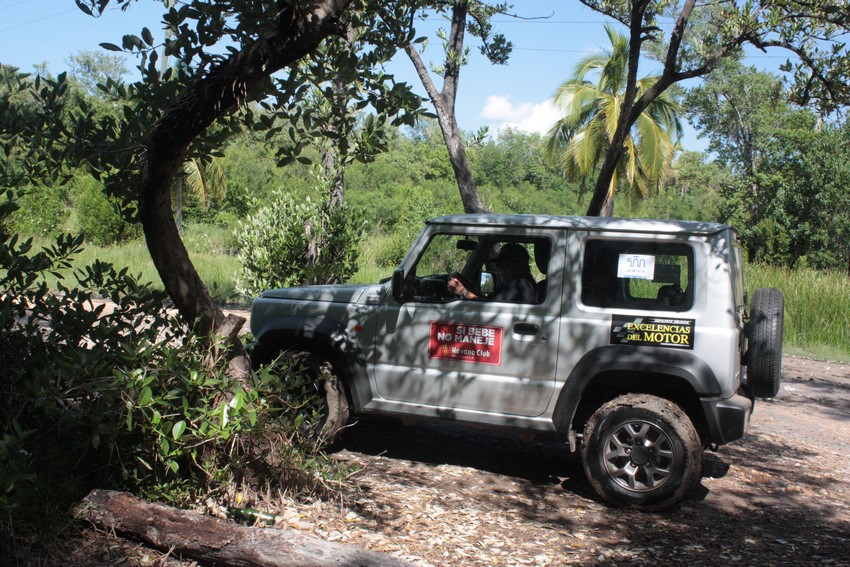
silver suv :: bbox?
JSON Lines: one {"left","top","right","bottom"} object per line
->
{"left": 249, "top": 214, "right": 784, "bottom": 510}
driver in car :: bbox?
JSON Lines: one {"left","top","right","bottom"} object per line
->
{"left": 448, "top": 243, "right": 536, "bottom": 303}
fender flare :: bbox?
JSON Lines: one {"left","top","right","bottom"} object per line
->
{"left": 252, "top": 316, "right": 372, "bottom": 412}
{"left": 552, "top": 346, "right": 721, "bottom": 437}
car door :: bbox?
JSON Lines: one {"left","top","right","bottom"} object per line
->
{"left": 370, "top": 228, "right": 562, "bottom": 417}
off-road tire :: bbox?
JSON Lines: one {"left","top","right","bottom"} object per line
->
{"left": 581, "top": 394, "right": 703, "bottom": 511}
{"left": 747, "top": 288, "right": 784, "bottom": 398}
{"left": 255, "top": 349, "right": 350, "bottom": 444}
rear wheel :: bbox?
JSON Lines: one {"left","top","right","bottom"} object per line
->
{"left": 581, "top": 394, "right": 702, "bottom": 510}
{"left": 747, "top": 288, "right": 784, "bottom": 398}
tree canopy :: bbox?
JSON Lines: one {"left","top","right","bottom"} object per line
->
{"left": 578, "top": 0, "right": 850, "bottom": 216}
{"left": 55, "top": 0, "right": 428, "bottom": 375}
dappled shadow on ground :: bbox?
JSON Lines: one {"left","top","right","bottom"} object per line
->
{"left": 332, "top": 418, "right": 581, "bottom": 483}
{"left": 330, "top": 416, "right": 850, "bottom": 565}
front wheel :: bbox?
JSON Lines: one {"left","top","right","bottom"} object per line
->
{"left": 581, "top": 394, "right": 702, "bottom": 510}
{"left": 261, "top": 350, "right": 350, "bottom": 445}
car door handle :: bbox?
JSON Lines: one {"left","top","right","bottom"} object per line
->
{"left": 513, "top": 323, "right": 539, "bottom": 335}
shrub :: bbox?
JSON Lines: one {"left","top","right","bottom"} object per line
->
{"left": 75, "top": 177, "right": 138, "bottom": 245}
{"left": 236, "top": 190, "right": 365, "bottom": 297}
{"left": 0, "top": 190, "right": 351, "bottom": 558}
{"left": 213, "top": 210, "right": 242, "bottom": 252}
{"left": 6, "top": 184, "right": 67, "bottom": 236}
{"left": 375, "top": 184, "right": 436, "bottom": 268}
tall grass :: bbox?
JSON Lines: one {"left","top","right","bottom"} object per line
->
{"left": 747, "top": 263, "right": 849, "bottom": 362}
{"left": 351, "top": 231, "right": 396, "bottom": 284}
{"left": 34, "top": 222, "right": 242, "bottom": 303}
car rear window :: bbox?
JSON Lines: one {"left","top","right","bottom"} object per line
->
{"left": 581, "top": 239, "right": 694, "bottom": 311}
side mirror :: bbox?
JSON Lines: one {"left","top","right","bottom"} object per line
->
{"left": 480, "top": 272, "right": 495, "bottom": 295}
{"left": 391, "top": 269, "right": 408, "bottom": 303}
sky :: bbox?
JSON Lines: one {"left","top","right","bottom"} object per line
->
{"left": 0, "top": 0, "right": 796, "bottom": 152}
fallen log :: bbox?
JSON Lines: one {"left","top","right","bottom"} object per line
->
{"left": 78, "top": 489, "right": 410, "bottom": 567}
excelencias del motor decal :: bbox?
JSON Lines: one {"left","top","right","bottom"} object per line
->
{"left": 611, "top": 315, "right": 695, "bottom": 349}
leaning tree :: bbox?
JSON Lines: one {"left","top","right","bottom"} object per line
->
{"left": 404, "top": 0, "right": 514, "bottom": 214}
{"left": 69, "top": 0, "right": 423, "bottom": 376}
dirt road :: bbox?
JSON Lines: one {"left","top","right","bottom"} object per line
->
{"left": 290, "top": 355, "right": 850, "bottom": 566}
{"left": 72, "top": 347, "right": 849, "bottom": 566}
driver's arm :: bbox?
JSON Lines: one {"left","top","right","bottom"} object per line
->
{"left": 448, "top": 275, "right": 481, "bottom": 300}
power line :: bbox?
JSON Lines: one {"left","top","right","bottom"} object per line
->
{"left": 0, "top": 8, "right": 77, "bottom": 33}
{"left": 513, "top": 46, "right": 792, "bottom": 58}
{"left": 0, "top": 1, "right": 28, "bottom": 13}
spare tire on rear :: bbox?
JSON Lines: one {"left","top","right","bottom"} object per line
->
{"left": 746, "top": 288, "right": 784, "bottom": 398}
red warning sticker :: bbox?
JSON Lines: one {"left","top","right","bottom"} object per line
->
{"left": 428, "top": 321, "right": 503, "bottom": 365}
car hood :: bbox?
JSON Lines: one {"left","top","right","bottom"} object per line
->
{"left": 259, "top": 283, "right": 385, "bottom": 305}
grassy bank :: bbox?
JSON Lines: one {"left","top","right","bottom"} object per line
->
{"left": 35, "top": 223, "right": 241, "bottom": 302}
{"left": 747, "top": 263, "right": 849, "bottom": 362}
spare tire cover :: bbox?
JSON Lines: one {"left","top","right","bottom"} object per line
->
{"left": 747, "top": 288, "right": 784, "bottom": 398}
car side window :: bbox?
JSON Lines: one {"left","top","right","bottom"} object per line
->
{"left": 410, "top": 234, "right": 551, "bottom": 305}
{"left": 581, "top": 240, "right": 694, "bottom": 311}
{"left": 410, "top": 234, "right": 477, "bottom": 303}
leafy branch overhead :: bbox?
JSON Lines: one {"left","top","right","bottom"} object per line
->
{"left": 577, "top": 0, "right": 850, "bottom": 216}
{"left": 57, "top": 1, "right": 434, "bottom": 363}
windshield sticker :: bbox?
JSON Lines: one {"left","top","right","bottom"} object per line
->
{"left": 429, "top": 321, "right": 503, "bottom": 365}
{"left": 617, "top": 254, "right": 656, "bottom": 280}
{"left": 611, "top": 315, "right": 695, "bottom": 350}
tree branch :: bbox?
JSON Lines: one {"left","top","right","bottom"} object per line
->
{"left": 79, "top": 489, "right": 410, "bottom": 567}
{"left": 139, "top": 0, "right": 352, "bottom": 353}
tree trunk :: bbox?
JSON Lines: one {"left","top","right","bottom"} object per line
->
{"left": 441, "top": 112, "right": 483, "bottom": 214}
{"left": 78, "top": 489, "right": 410, "bottom": 567}
{"left": 586, "top": 143, "right": 625, "bottom": 217}
{"left": 138, "top": 0, "right": 352, "bottom": 376}
{"left": 404, "top": 0, "right": 485, "bottom": 214}
{"left": 174, "top": 175, "right": 184, "bottom": 232}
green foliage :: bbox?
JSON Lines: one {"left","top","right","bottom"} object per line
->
{"left": 0, "top": 66, "right": 76, "bottom": 189}
{"left": 0, "top": 188, "right": 176, "bottom": 542}
{"left": 236, "top": 186, "right": 365, "bottom": 297}
{"left": 374, "top": 183, "right": 444, "bottom": 268}
{"left": 75, "top": 175, "right": 138, "bottom": 245}
{"left": 66, "top": 50, "right": 129, "bottom": 98}
{"left": 0, "top": 190, "right": 350, "bottom": 555}
{"left": 6, "top": 184, "right": 67, "bottom": 236}
{"left": 686, "top": 61, "right": 850, "bottom": 271}
{"left": 110, "top": 340, "right": 347, "bottom": 502}
{"left": 685, "top": 61, "right": 790, "bottom": 177}
{"left": 544, "top": 25, "right": 683, "bottom": 213}
{"left": 747, "top": 263, "right": 850, "bottom": 358}
{"left": 624, "top": 151, "right": 726, "bottom": 221}
{"left": 772, "top": 125, "right": 850, "bottom": 271}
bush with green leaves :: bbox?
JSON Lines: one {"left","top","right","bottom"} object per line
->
{"left": 0, "top": 190, "right": 351, "bottom": 557}
{"left": 74, "top": 175, "right": 138, "bottom": 245}
{"left": 375, "top": 184, "right": 437, "bottom": 268}
{"left": 109, "top": 337, "right": 348, "bottom": 504}
{"left": 1, "top": 189, "right": 178, "bottom": 547}
{"left": 6, "top": 184, "right": 67, "bottom": 236}
{"left": 236, "top": 189, "right": 365, "bottom": 297}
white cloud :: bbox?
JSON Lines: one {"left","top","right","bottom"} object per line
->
{"left": 479, "top": 95, "right": 561, "bottom": 136}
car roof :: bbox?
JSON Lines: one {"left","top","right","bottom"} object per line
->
{"left": 427, "top": 214, "right": 732, "bottom": 236}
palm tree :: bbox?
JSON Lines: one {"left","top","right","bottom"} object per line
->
{"left": 545, "top": 25, "right": 682, "bottom": 217}
{"left": 174, "top": 155, "right": 227, "bottom": 231}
